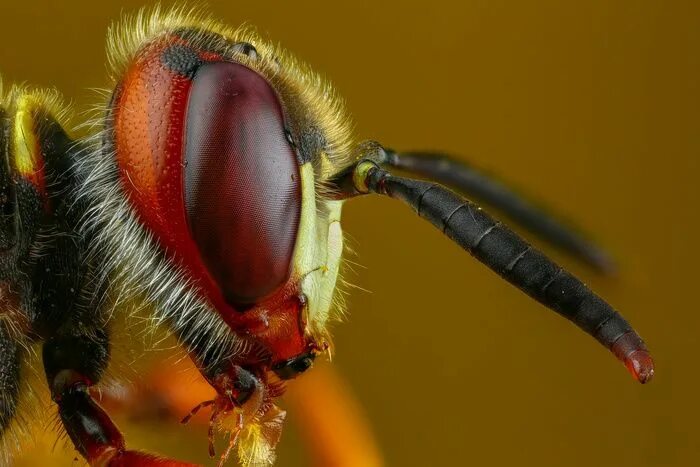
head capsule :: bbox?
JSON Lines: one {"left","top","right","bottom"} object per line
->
{"left": 105, "top": 24, "right": 352, "bottom": 378}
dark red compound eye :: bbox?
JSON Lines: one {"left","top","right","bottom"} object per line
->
{"left": 183, "top": 61, "right": 301, "bottom": 307}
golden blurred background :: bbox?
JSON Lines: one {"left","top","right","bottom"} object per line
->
{"left": 1, "top": 0, "right": 698, "bottom": 466}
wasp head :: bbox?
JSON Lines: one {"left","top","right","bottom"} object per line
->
{"left": 82, "top": 11, "right": 356, "bottom": 463}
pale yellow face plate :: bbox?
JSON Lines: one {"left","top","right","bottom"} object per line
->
{"left": 294, "top": 163, "right": 345, "bottom": 340}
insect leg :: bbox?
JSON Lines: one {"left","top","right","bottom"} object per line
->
{"left": 42, "top": 332, "right": 198, "bottom": 466}
{"left": 378, "top": 149, "right": 614, "bottom": 273}
{"left": 338, "top": 146, "right": 653, "bottom": 383}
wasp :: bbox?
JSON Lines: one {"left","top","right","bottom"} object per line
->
{"left": 0, "top": 6, "right": 654, "bottom": 467}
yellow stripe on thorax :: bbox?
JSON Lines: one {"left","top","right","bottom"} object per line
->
{"left": 11, "top": 94, "right": 42, "bottom": 178}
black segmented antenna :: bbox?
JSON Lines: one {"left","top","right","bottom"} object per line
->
{"left": 334, "top": 143, "right": 653, "bottom": 384}
{"left": 379, "top": 149, "right": 614, "bottom": 273}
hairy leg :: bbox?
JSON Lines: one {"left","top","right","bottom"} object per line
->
{"left": 98, "top": 358, "right": 383, "bottom": 467}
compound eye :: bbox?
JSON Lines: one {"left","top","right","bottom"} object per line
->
{"left": 184, "top": 62, "right": 301, "bottom": 307}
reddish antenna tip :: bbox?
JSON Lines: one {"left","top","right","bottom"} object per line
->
{"left": 611, "top": 331, "right": 655, "bottom": 384}
{"left": 624, "top": 350, "right": 655, "bottom": 384}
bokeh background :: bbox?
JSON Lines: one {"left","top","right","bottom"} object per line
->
{"left": 1, "top": 1, "right": 698, "bottom": 466}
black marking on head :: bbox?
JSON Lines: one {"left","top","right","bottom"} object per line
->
{"left": 172, "top": 28, "right": 231, "bottom": 57}
{"left": 298, "top": 126, "right": 326, "bottom": 164}
{"left": 272, "top": 352, "right": 315, "bottom": 380}
{"left": 161, "top": 44, "right": 202, "bottom": 78}
{"left": 231, "top": 42, "right": 258, "bottom": 60}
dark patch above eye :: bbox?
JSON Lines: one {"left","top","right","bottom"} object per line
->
{"left": 161, "top": 44, "right": 202, "bottom": 77}
{"left": 297, "top": 126, "right": 325, "bottom": 164}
